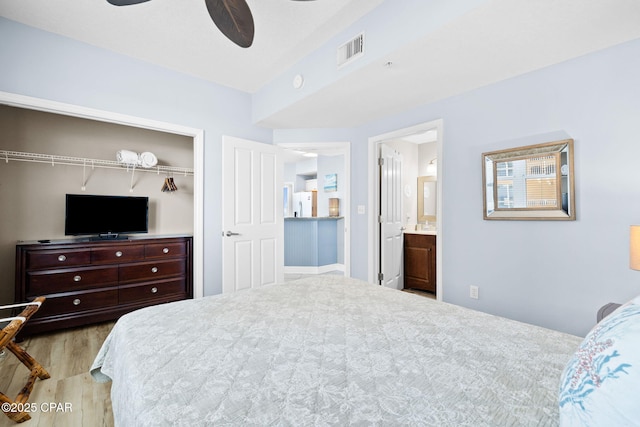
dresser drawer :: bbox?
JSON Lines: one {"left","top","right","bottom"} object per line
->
{"left": 26, "top": 266, "right": 118, "bottom": 295}
{"left": 119, "top": 278, "right": 186, "bottom": 304}
{"left": 145, "top": 241, "right": 187, "bottom": 259}
{"left": 119, "top": 259, "right": 186, "bottom": 283}
{"left": 26, "top": 249, "right": 91, "bottom": 270}
{"left": 92, "top": 245, "right": 145, "bottom": 264}
{"left": 32, "top": 288, "right": 118, "bottom": 318}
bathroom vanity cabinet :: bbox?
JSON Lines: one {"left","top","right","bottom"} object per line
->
{"left": 403, "top": 232, "right": 436, "bottom": 294}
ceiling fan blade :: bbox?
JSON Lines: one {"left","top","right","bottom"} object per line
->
{"left": 204, "top": 0, "right": 255, "bottom": 48}
{"left": 106, "top": 0, "right": 151, "bottom": 5}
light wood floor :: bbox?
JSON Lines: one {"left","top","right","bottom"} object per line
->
{"left": 0, "top": 322, "right": 114, "bottom": 427}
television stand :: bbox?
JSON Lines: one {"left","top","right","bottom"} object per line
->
{"left": 14, "top": 235, "right": 193, "bottom": 338}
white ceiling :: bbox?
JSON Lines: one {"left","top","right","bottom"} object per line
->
{"left": 2, "top": 0, "right": 640, "bottom": 129}
{"left": 0, "top": 0, "right": 383, "bottom": 93}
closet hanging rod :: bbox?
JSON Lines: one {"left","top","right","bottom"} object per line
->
{"left": 0, "top": 150, "right": 194, "bottom": 176}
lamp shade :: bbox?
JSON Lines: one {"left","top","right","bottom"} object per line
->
{"left": 630, "top": 225, "right": 640, "bottom": 270}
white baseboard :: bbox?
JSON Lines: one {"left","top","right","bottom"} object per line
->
{"left": 284, "top": 264, "right": 345, "bottom": 275}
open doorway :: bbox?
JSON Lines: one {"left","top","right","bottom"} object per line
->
{"left": 277, "top": 142, "right": 351, "bottom": 280}
{"left": 368, "top": 120, "right": 443, "bottom": 299}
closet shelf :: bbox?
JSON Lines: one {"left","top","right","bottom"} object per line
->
{"left": 0, "top": 150, "right": 194, "bottom": 176}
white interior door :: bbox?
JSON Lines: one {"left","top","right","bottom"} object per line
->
{"left": 379, "top": 144, "right": 403, "bottom": 289}
{"left": 222, "top": 136, "right": 283, "bottom": 293}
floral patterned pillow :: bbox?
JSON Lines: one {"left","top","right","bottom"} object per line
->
{"left": 559, "top": 296, "right": 640, "bottom": 426}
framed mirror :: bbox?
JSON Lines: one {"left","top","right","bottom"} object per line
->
{"left": 482, "top": 139, "right": 575, "bottom": 220}
{"left": 418, "top": 176, "right": 437, "bottom": 223}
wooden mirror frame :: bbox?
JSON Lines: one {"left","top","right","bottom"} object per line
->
{"left": 482, "top": 139, "right": 575, "bottom": 220}
{"left": 418, "top": 176, "right": 437, "bottom": 223}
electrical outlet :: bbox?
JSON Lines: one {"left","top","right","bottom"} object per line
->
{"left": 469, "top": 285, "right": 479, "bottom": 299}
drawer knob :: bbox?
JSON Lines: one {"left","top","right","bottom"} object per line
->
{"left": 115, "top": 251, "right": 123, "bottom": 257}
{"left": 73, "top": 298, "right": 81, "bottom": 306}
{"left": 151, "top": 267, "right": 158, "bottom": 273}
{"left": 151, "top": 287, "right": 158, "bottom": 294}
{"left": 58, "top": 255, "right": 67, "bottom": 262}
{"left": 163, "top": 248, "right": 169, "bottom": 254}
{"left": 73, "top": 275, "right": 82, "bottom": 282}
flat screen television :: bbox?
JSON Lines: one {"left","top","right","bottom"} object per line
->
{"left": 65, "top": 194, "right": 149, "bottom": 239}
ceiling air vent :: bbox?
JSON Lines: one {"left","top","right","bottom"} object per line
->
{"left": 337, "top": 32, "right": 364, "bottom": 68}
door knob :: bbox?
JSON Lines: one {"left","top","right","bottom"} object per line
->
{"left": 225, "top": 231, "right": 240, "bottom": 237}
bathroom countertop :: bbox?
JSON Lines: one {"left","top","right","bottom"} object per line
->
{"left": 404, "top": 229, "right": 437, "bottom": 235}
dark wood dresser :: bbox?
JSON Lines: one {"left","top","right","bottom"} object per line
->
{"left": 403, "top": 232, "right": 436, "bottom": 294}
{"left": 15, "top": 235, "right": 192, "bottom": 338}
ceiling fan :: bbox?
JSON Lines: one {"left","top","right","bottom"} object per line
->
{"left": 106, "top": 0, "right": 316, "bottom": 48}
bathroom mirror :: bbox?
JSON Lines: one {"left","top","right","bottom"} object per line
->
{"left": 418, "top": 176, "right": 437, "bottom": 223}
{"left": 482, "top": 139, "right": 575, "bottom": 220}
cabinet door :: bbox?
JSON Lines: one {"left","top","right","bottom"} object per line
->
{"left": 403, "top": 234, "right": 436, "bottom": 292}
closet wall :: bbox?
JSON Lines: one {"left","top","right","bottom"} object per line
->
{"left": 0, "top": 105, "right": 194, "bottom": 305}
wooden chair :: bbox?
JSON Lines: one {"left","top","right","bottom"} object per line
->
{"left": 0, "top": 297, "right": 50, "bottom": 423}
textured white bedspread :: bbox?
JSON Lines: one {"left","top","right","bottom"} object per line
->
{"left": 91, "top": 276, "right": 581, "bottom": 426}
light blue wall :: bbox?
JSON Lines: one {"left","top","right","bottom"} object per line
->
{"left": 276, "top": 38, "right": 640, "bottom": 337}
{"left": 429, "top": 38, "right": 640, "bottom": 337}
{"left": 0, "top": 18, "right": 273, "bottom": 296}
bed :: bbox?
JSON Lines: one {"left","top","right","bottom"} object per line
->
{"left": 91, "top": 275, "right": 622, "bottom": 426}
